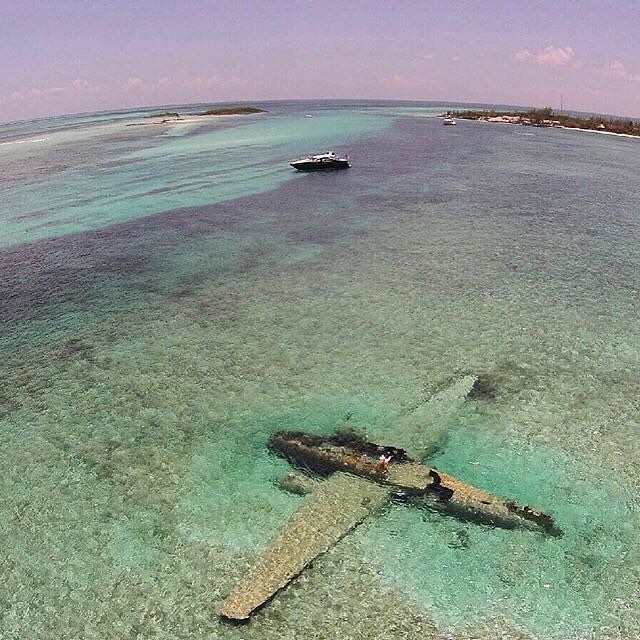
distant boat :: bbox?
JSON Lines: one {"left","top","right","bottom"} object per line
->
{"left": 290, "top": 151, "right": 350, "bottom": 171}
{"left": 443, "top": 116, "right": 456, "bottom": 126}
{"left": 305, "top": 114, "right": 314, "bottom": 118}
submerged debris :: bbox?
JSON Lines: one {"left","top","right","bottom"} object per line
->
{"left": 469, "top": 375, "right": 499, "bottom": 399}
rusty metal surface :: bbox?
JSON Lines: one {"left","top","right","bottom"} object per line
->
{"left": 219, "top": 472, "right": 390, "bottom": 620}
{"left": 270, "top": 431, "right": 560, "bottom": 536}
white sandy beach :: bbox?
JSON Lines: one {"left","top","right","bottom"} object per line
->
{"left": 560, "top": 125, "right": 640, "bottom": 139}
{"left": 127, "top": 112, "right": 266, "bottom": 129}
{"left": 465, "top": 116, "right": 640, "bottom": 141}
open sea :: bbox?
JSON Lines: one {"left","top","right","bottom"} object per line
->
{"left": 1, "top": 100, "right": 639, "bottom": 640}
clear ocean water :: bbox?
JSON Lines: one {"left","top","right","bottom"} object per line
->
{"left": 1, "top": 100, "right": 638, "bottom": 640}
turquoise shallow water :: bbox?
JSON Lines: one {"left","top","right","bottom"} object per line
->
{"left": 1, "top": 101, "right": 639, "bottom": 639}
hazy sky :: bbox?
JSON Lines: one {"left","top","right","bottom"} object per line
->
{"left": 2, "top": 0, "right": 640, "bottom": 122}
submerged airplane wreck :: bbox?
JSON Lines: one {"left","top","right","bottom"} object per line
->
{"left": 270, "top": 430, "right": 559, "bottom": 535}
{"left": 219, "top": 376, "right": 561, "bottom": 621}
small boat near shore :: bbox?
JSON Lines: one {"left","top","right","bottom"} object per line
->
{"left": 290, "top": 151, "right": 350, "bottom": 171}
{"left": 443, "top": 116, "right": 456, "bottom": 125}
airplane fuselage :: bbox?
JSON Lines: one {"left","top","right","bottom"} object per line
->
{"left": 270, "top": 430, "right": 561, "bottom": 536}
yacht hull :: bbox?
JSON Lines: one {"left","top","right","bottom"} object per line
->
{"left": 290, "top": 159, "right": 350, "bottom": 171}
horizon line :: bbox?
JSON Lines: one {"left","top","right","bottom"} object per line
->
{"left": 2, "top": 97, "right": 639, "bottom": 128}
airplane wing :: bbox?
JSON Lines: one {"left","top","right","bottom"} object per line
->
{"left": 382, "top": 374, "right": 477, "bottom": 459}
{"left": 219, "top": 472, "right": 390, "bottom": 620}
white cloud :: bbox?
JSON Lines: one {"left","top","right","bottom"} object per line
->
{"left": 72, "top": 78, "right": 100, "bottom": 93}
{"left": 0, "top": 79, "right": 103, "bottom": 106}
{"left": 12, "top": 86, "right": 65, "bottom": 100}
{"left": 183, "top": 75, "right": 245, "bottom": 90}
{"left": 0, "top": 85, "right": 65, "bottom": 105}
{"left": 184, "top": 76, "right": 219, "bottom": 90}
{"left": 423, "top": 53, "right": 435, "bottom": 61}
{"left": 380, "top": 74, "right": 420, "bottom": 88}
{"left": 599, "top": 60, "right": 640, "bottom": 82}
{"left": 514, "top": 45, "right": 577, "bottom": 67}
{"left": 122, "top": 77, "right": 144, "bottom": 89}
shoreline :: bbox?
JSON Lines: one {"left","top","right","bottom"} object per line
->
{"left": 560, "top": 125, "right": 640, "bottom": 140}
{"left": 447, "top": 107, "right": 640, "bottom": 139}
{"left": 449, "top": 114, "right": 640, "bottom": 140}
{"left": 125, "top": 111, "right": 266, "bottom": 128}
{"left": 467, "top": 118, "right": 640, "bottom": 140}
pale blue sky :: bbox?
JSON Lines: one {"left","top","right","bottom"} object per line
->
{"left": 2, "top": 0, "right": 640, "bottom": 121}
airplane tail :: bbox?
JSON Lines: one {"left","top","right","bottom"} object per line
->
{"left": 382, "top": 374, "right": 477, "bottom": 459}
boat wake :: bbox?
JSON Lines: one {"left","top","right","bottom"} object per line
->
{"left": 0, "top": 136, "right": 49, "bottom": 147}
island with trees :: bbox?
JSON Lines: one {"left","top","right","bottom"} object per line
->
{"left": 128, "top": 106, "right": 267, "bottom": 127}
{"left": 446, "top": 107, "right": 640, "bottom": 137}
{"left": 145, "top": 112, "right": 181, "bottom": 119}
{"left": 197, "top": 106, "right": 266, "bottom": 116}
